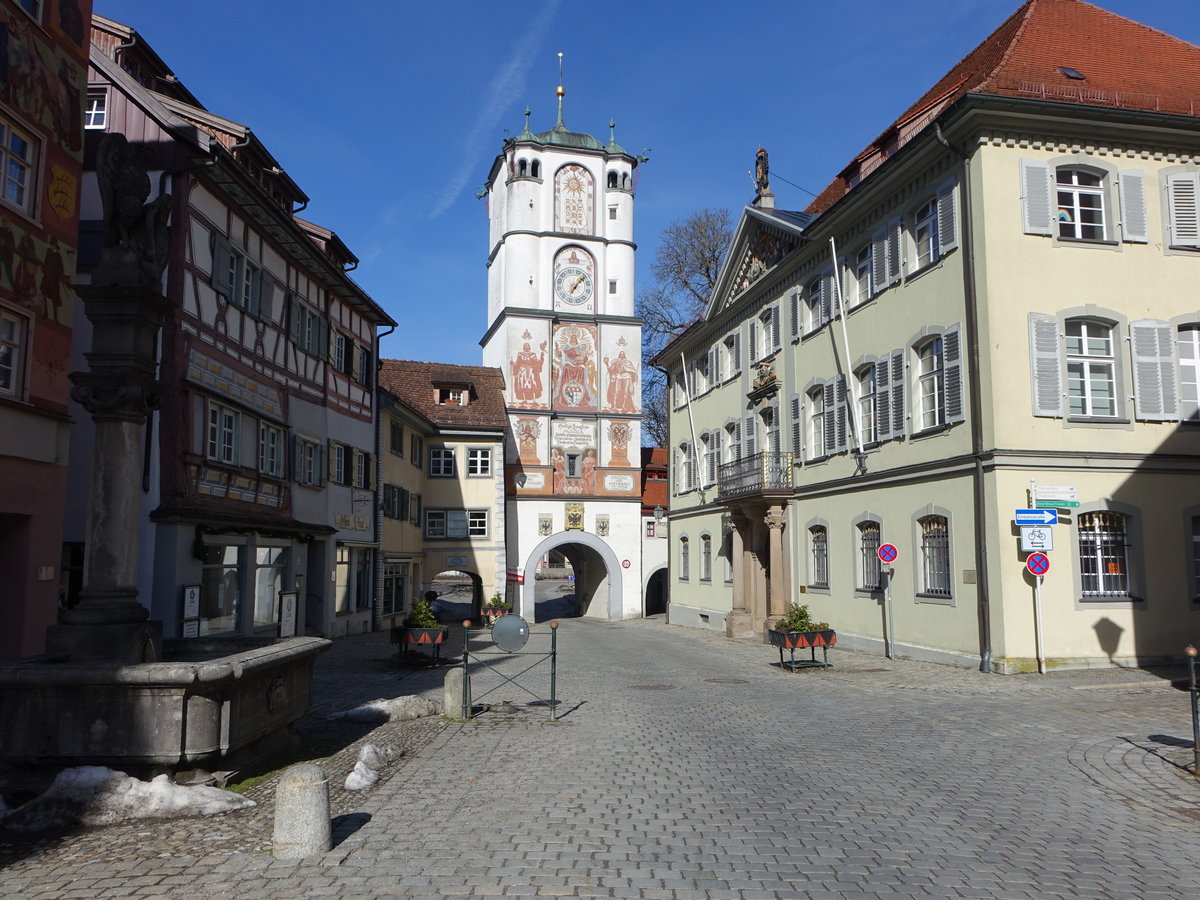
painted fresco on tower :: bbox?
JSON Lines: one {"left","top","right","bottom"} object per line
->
{"left": 601, "top": 333, "right": 640, "bottom": 415}
{"left": 508, "top": 326, "right": 549, "bottom": 409}
{"left": 552, "top": 246, "right": 595, "bottom": 314}
{"left": 551, "top": 323, "right": 598, "bottom": 413}
{"left": 550, "top": 419, "right": 597, "bottom": 496}
{"left": 554, "top": 163, "right": 593, "bottom": 234}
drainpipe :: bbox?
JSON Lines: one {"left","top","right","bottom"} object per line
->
{"left": 935, "top": 122, "right": 991, "bottom": 673}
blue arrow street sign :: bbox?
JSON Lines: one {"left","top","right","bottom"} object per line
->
{"left": 1015, "top": 508, "right": 1058, "bottom": 525}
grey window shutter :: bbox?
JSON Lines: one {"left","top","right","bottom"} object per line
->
{"left": 289, "top": 296, "right": 303, "bottom": 345}
{"left": 943, "top": 323, "right": 965, "bottom": 423}
{"left": 1020, "top": 158, "right": 1053, "bottom": 236}
{"left": 875, "top": 358, "right": 892, "bottom": 441}
{"left": 790, "top": 395, "right": 802, "bottom": 456}
{"left": 1130, "top": 319, "right": 1179, "bottom": 421}
{"left": 822, "top": 380, "right": 837, "bottom": 456}
{"left": 1167, "top": 172, "right": 1200, "bottom": 247}
{"left": 731, "top": 333, "right": 741, "bottom": 374}
{"left": 257, "top": 273, "right": 274, "bottom": 320}
{"left": 821, "top": 273, "right": 835, "bottom": 323}
{"left": 790, "top": 290, "right": 800, "bottom": 340}
{"left": 319, "top": 320, "right": 330, "bottom": 359}
{"left": 291, "top": 434, "right": 300, "bottom": 482}
{"left": 708, "top": 345, "right": 719, "bottom": 387}
{"left": 328, "top": 442, "right": 339, "bottom": 482}
{"left": 834, "top": 375, "right": 849, "bottom": 452}
{"left": 937, "top": 179, "right": 959, "bottom": 253}
{"left": 771, "top": 306, "right": 781, "bottom": 352}
{"left": 890, "top": 349, "right": 906, "bottom": 437}
{"left": 1028, "top": 313, "right": 1063, "bottom": 417}
{"left": 1118, "top": 170, "right": 1148, "bottom": 243}
{"left": 749, "top": 321, "right": 759, "bottom": 361}
{"left": 316, "top": 443, "right": 326, "bottom": 486}
{"left": 871, "top": 227, "right": 887, "bottom": 291}
{"left": 211, "top": 233, "right": 234, "bottom": 296}
{"left": 887, "top": 218, "right": 902, "bottom": 285}
{"left": 730, "top": 418, "right": 741, "bottom": 459}
{"left": 744, "top": 415, "right": 756, "bottom": 457}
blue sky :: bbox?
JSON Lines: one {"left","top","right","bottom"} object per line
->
{"left": 93, "top": 0, "right": 1200, "bottom": 366}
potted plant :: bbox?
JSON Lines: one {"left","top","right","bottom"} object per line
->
{"left": 391, "top": 595, "right": 450, "bottom": 660}
{"left": 481, "top": 591, "right": 512, "bottom": 625}
{"left": 767, "top": 602, "right": 836, "bottom": 670}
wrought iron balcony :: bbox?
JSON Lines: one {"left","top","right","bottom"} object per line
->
{"left": 717, "top": 451, "right": 793, "bottom": 499}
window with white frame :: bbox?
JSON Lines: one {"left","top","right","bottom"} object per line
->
{"left": 914, "top": 198, "right": 939, "bottom": 268}
{"left": 809, "top": 525, "right": 829, "bottom": 589}
{"left": 332, "top": 332, "right": 348, "bottom": 374}
{"left": 1066, "top": 319, "right": 1117, "bottom": 417}
{"left": 857, "top": 366, "right": 877, "bottom": 445}
{"left": 850, "top": 244, "right": 873, "bottom": 307}
{"left": 700, "top": 535, "right": 712, "bottom": 582}
{"left": 424, "top": 509, "right": 486, "bottom": 539}
{"left": 258, "top": 423, "right": 284, "bottom": 476}
{"left": 1179, "top": 326, "right": 1200, "bottom": 421}
{"left": 804, "top": 276, "right": 825, "bottom": 334}
{"left": 353, "top": 449, "right": 371, "bottom": 489}
{"left": 1056, "top": 168, "right": 1106, "bottom": 240}
{"left": 329, "top": 441, "right": 347, "bottom": 484}
{"left": 763, "top": 406, "right": 780, "bottom": 455}
{"left": 207, "top": 402, "right": 239, "bottom": 464}
{"left": 0, "top": 116, "right": 36, "bottom": 214}
{"left": 295, "top": 437, "right": 322, "bottom": 486}
{"left": 918, "top": 515, "right": 951, "bottom": 597}
{"left": 1077, "top": 511, "right": 1130, "bottom": 598}
{"left": 678, "top": 536, "right": 689, "bottom": 580}
{"left": 291, "top": 299, "right": 325, "bottom": 357}
{"left": 84, "top": 92, "right": 107, "bottom": 129}
{"left": 253, "top": 545, "right": 288, "bottom": 628}
{"left": 468, "top": 510, "right": 488, "bottom": 536}
{"left": 212, "top": 236, "right": 270, "bottom": 318}
{"left": 675, "top": 442, "right": 695, "bottom": 493}
{"left": 724, "top": 332, "right": 741, "bottom": 378}
{"left": 808, "top": 386, "right": 826, "bottom": 458}
{"left": 429, "top": 447, "right": 455, "bottom": 477}
{"left": 859, "top": 520, "right": 882, "bottom": 591}
{"left": 468, "top": 447, "right": 492, "bottom": 476}
{"left": 703, "top": 431, "right": 720, "bottom": 487}
{"left": 725, "top": 420, "right": 741, "bottom": 462}
{"left": 0, "top": 308, "right": 26, "bottom": 397}
{"left": 917, "top": 337, "right": 945, "bottom": 430}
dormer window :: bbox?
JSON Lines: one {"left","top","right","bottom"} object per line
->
{"left": 438, "top": 386, "right": 468, "bottom": 406}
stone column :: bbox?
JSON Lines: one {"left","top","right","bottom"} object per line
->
{"left": 766, "top": 506, "right": 788, "bottom": 619}
{"left": 725, "top": 512, "right": 753, "bottom": 639}
{"left": 45, "top": 283, "right": 170, "bottom": 664}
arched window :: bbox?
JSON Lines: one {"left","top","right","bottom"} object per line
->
{"left": 917, "top": 337, "right": 945, "bottom": 430}
{"left": 858, "top": 520, "right": 882, "bottom": 591}
{"left": 678, "top": 536, "right": 690, "bottom": 581}
{"left": 1066, "top": 319, "right": 1117, "bottom": 417}
{"left": 607, "top": 170, "right": 618, "bottom": 188}
{"left": 1077, "top": 511, "right": 1130, "bottom": 597}
{"left": 1056, "top": 168, "right": 1106, "bottom": 240}
{"left": 918, "top": 515, "right": 951, "bottom": 597}
{"left": 809, "top": 525, "right": 829, "bottom": 589}
{"left": 531, "top": 160, "right": 540, "bottom": 178}
{"left": 517, "top": 159, "right": 528, "bottom": 177}
{"left": 700, "top": 534, "right": 712, "bottom": 581}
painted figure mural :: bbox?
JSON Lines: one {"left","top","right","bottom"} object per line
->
{"left": 603, "top": 350, "right": 638, "bottom": 414}
{"left": 552, "top": 323, "right": 597, "bottom": 413}
{"left": 510, "top": 330, "right": 547, "bottom": 407}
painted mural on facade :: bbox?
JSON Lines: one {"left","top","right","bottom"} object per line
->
{"left": 601, "top": 333, "right": 639, "bottom": 415}
{"left": 508, "top": 326, "right": 548, "bottom": 409}
{"left": 551, "top": 322, "right": 597, "bottom": 413}
{"left": 554, "top": 163, "right": 593, "bottom": 235}
{"left": 550, "top": 418, "right": 596, "bottom": 496}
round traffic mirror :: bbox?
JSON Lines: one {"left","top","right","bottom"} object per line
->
{"left": 492, "top": 613, "right": 530, "bottom": 651}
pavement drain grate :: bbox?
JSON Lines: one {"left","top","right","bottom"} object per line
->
{"left": 705, "top": 678, "right": 750, "bottom": 684}
{"left": 628, "top": 684, "right": 676, "bottom": 690}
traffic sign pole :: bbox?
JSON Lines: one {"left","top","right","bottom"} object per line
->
{"left": 877, "top": 545, "right": 898, "bottom": 659}
{"left": 1033, "top": 573, "right": 1046, "bottom": 675}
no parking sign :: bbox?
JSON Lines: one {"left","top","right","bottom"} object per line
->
{"left": 878, "top": 543, "right": 898, "bottom": 563}
{"left": 1026, "top": 552, "right": 1050, "bottom": 576}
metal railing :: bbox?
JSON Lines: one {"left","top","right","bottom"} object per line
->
{"left": 717, "top": 451, "right": 793, "bottom": 498}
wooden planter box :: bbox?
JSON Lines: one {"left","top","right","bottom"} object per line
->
{"left": 768, "top": 628, "right": 836, "bottom": 670}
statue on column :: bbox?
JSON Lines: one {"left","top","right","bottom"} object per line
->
{"left": 754, "top": 146, "right": 769, "bottom": 195}
{"left": 95, "top": 133, "right": 171, "bottom": 287}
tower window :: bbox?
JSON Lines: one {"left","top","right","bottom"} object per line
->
{"left": 531, "top": 160, "right": 540, "bottom": 178}
{"left": 517, "top": 159, "right": 527, "bottom": 177}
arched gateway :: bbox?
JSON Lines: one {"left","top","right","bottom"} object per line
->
{"left": 519, "top": 531, "right": 623, "bottom": 621}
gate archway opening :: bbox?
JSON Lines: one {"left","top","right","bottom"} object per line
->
{"left": 644, "top": 566, "right": 668, "bottom": 617}
{"left": 430, "top": 569, "right": 483, "bottom": 624}
{"left": 520, "top": 531, "right": 622, "bottom": 623}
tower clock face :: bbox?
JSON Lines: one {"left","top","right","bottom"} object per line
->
{"left": 555, "top": 266, "right": 593, "bottom": 305}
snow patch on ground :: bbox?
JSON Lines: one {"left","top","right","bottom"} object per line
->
{"left": 327, "top": 695, "right": 441, "bottom": 724}
{"left": 0, "top": 766, "right": 255, "bottom": 833}
{"left": 344, "top": 743, "right": 394, "bottom": 791}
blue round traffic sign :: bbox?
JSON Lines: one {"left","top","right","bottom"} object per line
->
{"left": 878, "top": 543, "right": 898, "bottom": 563}
{"left": 1026, "top": 552, "right": 1050, "bottom": 576}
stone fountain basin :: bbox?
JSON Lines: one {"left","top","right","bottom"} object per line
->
{"left": 0, "top": 637, "right": 329, "bottom": 768}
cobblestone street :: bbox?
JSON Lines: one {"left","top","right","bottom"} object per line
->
{"left": 2, "top": 617, "right": 1198, "bottom": 899}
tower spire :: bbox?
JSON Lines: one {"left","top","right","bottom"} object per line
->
{"left": 555, "top": 51, "right": 566, "bottom": 130}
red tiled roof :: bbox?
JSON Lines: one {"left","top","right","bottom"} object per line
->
{"left": 378, "top": 359, "right": 508, "bottom": 429}
{"left": 807, "top": 0, "right": 1200, "bottom": 214}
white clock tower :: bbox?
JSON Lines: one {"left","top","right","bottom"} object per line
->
{"left": 480, "top": 82, "right": 644, "bottom": 621}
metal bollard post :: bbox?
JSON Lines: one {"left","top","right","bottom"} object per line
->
{"left": 1187, "top": 645, "right": 1199, "bottom": 775}
{"left": 461, "top": 620, "right": 471, "bottom": 721}
{"left": 550, "top": 620, "right": 558, "bottom": 721}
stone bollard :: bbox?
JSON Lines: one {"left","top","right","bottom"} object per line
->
{"left": 444, "top": 667, "right": 471, "bottom": 720}
{"left": 272, "top": 763, "right": 331, "bottom": 859}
